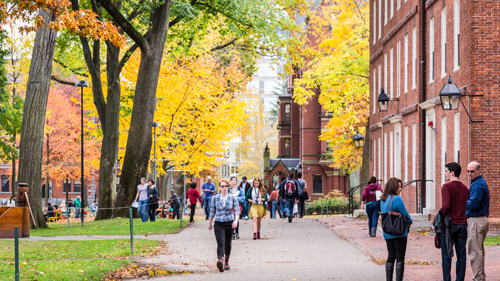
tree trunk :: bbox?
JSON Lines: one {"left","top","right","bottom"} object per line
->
{"left": 360, "top": 119, "right": 371, "bottom": 183}
{"left": 95, "top": 43, "right": 121, "bottom": 220}
{"left": 17, "top": 8, "right": 57, "bottom": 229}
{"left": 114, "top": 2, "right": 171, "bottom": 218}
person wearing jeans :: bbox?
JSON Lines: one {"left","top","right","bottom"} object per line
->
{"left": 186, "top": 182, "right": 202, "bottom": 222}
{"left": 238, "top": 176, "right": 250, "bottom": 219}
{"left": 269, "top": 186, "right": 280, "bottom": 219}
{"left": 202, "top": 176, "right": 216, "bottom": 220}
{"left": 380, "top": 178, "right": 412, "bottom": 281}
{"left": 440, "top": 162, "right": 469, "bottom": 281}
{"left": 133, "top": 177, "right": 149, "bottom": 222}
{"left": 280, "top": 173, "right": 299, "bottom": 223}
{"left": 362, "top": 176, "right": 383, "bottom": 237}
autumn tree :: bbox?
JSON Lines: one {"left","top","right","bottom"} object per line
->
{"left": 292, "top": 0, "right": 369, "bottom": 174}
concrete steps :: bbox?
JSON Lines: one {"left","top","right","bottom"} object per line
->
{"left": 350, "top": 209, "right": 432, "bottom": 230}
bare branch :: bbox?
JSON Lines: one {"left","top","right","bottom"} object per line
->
{"left": 51, "top": 75, "right": 76, "bottom": 86}
{"left": 210, "top": 37, "right": 237, "bottom": 52}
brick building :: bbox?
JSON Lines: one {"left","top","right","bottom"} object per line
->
{"left": 263, "top": 85, "right": 349, "bottom": 200}
{"left": 369, "top": 0, "right": 499, "bottom": 223}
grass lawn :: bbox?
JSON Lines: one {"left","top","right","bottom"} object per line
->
{"left": 31, "top": 217, "right": 190, "bottom": 237}
{"left": 0, "top": 239, "right": 161, "bottom": 280}
{"left": 484, "top": 236, "right": 500, "bottom": 246}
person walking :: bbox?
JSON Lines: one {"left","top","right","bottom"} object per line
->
{"left": 229, "top": 176, "right": 243, "bottom": 240}
{"left": 186, "top": 182, "right": 202, "bottom": 223}
{"left": 147, "top": 180, "right": 159, "bottom": 222}
{"left": 280, "top": 173, "right": 298, "bottom": 223}
{"left": 208, "top": 178, "right": 240, "bottom": 272}
{"left": 167, "top": 190, "right": 181, "bottom": 219}
{"left": 362, "top": 176, "right": 383, "bottom": 237}
{"left": 202, "top": 176, "right": 216, "bottom": 220}
{"left": 466, "top": 161, "right": 490, "bottom": 281}
{"left": 269, "top": 186, "right": 281, "bottom": 219}
{"left": 133, "top": 177, "right": 149, "bottom": 222}
{"left": 239, "top": 176, "right": 251, "bottom": 220}
{"left": 296, "top": 172, "right": 308, "bottom": 218}
{"left": 380, "top": 178, "right": 412, "bottom": 281}
{"left": 74, "top": 195, "right": 81, "bottom": 219}
{"left": 439, "top": 162, "right": 469, "bottom": 281}
{"left": 246, "top": 177, "right": 268, "bottom": 239}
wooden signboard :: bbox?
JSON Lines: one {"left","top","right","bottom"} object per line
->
{"left": 0, "top": 207, "right": 24, "bottom": 238}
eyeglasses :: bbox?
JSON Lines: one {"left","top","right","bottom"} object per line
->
{"left": 467, "top": 170, "right": 477, "bottom": 174}
{"left": 219, "top": 185, "right": 228, "bottom": 188}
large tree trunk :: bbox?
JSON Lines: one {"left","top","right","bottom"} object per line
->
{"left": 114, "top": 2, "right": 171, "bottom": 217}
{"left": 18, "top": 8, "right": 57, "bottom": 229}
{"left": 95, "top": 43, "right": 121, "bottom": 220}
{"left": 360, "top": 119, "right": 370, "bottom": 183}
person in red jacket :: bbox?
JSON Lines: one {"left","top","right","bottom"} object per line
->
{"left": 186, "top": 182, "right": 202, "bottom": 222}
{"left": 362, "top": 176, "right": 383, "bottom": 237}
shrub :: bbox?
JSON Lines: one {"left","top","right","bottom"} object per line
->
{"left": 305, "top": 194, "right": 360, "bottom": 215}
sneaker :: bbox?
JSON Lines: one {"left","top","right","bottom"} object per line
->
{"left": 236, "top": 233, "right": 240, "bottom": 239}
{"left": 217, "top": 257, "right": 224, "bottom": 272}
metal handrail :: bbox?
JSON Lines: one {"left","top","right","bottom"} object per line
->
{"left": 347, "top": 181, "right": 368, "bottom": 215}
{"left": 402, "top": 179, "right": 433, "bottom": 214}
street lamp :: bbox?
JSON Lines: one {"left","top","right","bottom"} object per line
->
{"left": 377, "top": 88, "right": 398, "bottom": 112}
{"left": 75, "top": 80, "right": 88, "bottom": 226}
{"left": 152, "top": 122, "right": 160, "bottom": 185}
{"left": 439, "top": 75, "right": 484, "bottom": 123}
{"left": 352, "top": 130, "right": 365, "bottom": 148}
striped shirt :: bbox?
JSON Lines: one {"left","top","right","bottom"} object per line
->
{"left": 209, "top": 193, "right": 240, "bottom": 222}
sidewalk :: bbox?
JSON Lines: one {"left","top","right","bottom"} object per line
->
{"left": 319, "top": 216, "right": 500, "bottom": 281}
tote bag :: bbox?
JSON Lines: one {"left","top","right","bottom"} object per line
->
{"left": 381, "top": 196, "right": 408, "bottom": 236}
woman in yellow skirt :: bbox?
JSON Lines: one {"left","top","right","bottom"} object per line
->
{"left": 245, "top": 177, "right": 268, "bottom": 240}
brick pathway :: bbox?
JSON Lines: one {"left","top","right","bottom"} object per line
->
{"left": 318, "top": 216, "right": 500, "bottom": 281}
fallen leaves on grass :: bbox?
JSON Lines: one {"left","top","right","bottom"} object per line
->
{"left": 103, "top": 263, "right": 191, "bottom": 280}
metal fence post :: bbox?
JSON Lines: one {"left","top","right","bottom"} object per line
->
{"left": 320, "top": 200, "right": 323, "bottom": 217}
{"left": 15, "top": 226, "right": 19, "bottom": 281}
{"left": 327, "top": 201, "right": 329, "bottom": 217}
{"left": 129, "top": 207, "right": 134, "bottom": 254}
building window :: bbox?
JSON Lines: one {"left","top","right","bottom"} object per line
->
{"left": 390, "top": 47, "right": 393, "bottom": 97}
{"left": 74, "top": 180, "right": 81, "bottom": 193}
{"left": 390, "top": 0, "right": 393, "bottom": 19}
{"left": 404, "top": 33, "right": 408, "bottom": 93}
{"left": 378, "top": 64, "right": 381, "bottom": 99}
{"left": 313, "top": 175, "right": 323, "bottom": 194}
{"left": 259, "top": 80, "right": 265, "bottom": 94}
{"left": 1, "top": 175, "right": 9, "bottom": 193}
{"left": 384, "top": 53, "right": 387, "bottom": 94}
{"left": 454, "top": 113, "right": 460, "bottom": 162}
{"left": 384, "top": 0, "right": 388, "bottom": 25}
{"left": 412, "top": 27, "right": 417, "bottom": 89}
{"left": 429, "top": 18, "right": 435, "bottom": 83}
{"left": 397, "top": 0, "right": 400, "bottom": 11}
{"left": 441, "top": 7, "right": 447, "bottom": 77}
{"left": 378, "top": 0, "right": 381, "bottom": 39}
{"left": 412, "top": 123, "right": 416, "bottom": 181}
{"left": 378, "top": 137, "right": 382, "bottom": 180}
{"left": 441, "top": 116, "right": 447, "bottom": 186}
{"left": 395, "top": 126, "right": 401, "bottom": 179}
{"left": 63, "top": 179, "right": 71, "bottom": 192}
{"left": 373, "top": 69, "right": 377, "bottom": 113}
{"left": 390, "top": 131, "right": 394, "bottom": 178}
{"left": 384, "top": 132, "right": 388, "bottom": 182}
{"left": 397, "top": 40, "right": 400, "bottom": 97}
{"left": 285, "top": 103, "right": 291, "bottom": 122}
{"left": 373, "top": 140, "right": 376, "bottom": 176}
{"left": 454, "top": 0, "right": 460, "bottom": 69}
{"left": 285, "top": 138, "right": 291, "bottom": 158}
{"left": 373, "top": 0, "right": 377, "bottom": 44}
{"left": 404, "top": 126, "right": 408, "bottom": 183}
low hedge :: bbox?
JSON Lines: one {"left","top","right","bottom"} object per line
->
{"left": 305, "top": 196, "right": 360, "bottom": 215}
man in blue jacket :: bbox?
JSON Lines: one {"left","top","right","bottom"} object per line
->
{"left": 466, "top": 161, "right": 490, "bottom": 281}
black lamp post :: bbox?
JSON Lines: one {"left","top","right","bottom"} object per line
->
{"left": 152, "top": 122, "right": 160, "bottom": 185}
{"left": 377, "top": 88, "right": 398, "bottom": 112}
{"left": 75, "top": 80, "right": 88, "bottom": 226}
{"left": 439, "top": 75, "right": 484, "bottom": 123}
{"left": 353, "top": 130, "right": 365, "bottom": 148}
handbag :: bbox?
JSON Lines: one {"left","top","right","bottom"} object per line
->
{"left": 381, "top": 196, "right": 408, "bottom": 236}
{"left": 297, "top": 180, "right": 309, "bottom": 200}
{"left": 186, "top": 189, "right": 192, "bottom": 207}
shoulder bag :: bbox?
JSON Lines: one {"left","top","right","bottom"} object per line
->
{"left": 381, "top": 196, "right": 408, "bottom": 236}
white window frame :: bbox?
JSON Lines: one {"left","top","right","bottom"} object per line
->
{"left": 373, "top": 69, "right": 377, "bottom": 113}
{"left": 412, "top": 123, "right": 416, "bottom": 182}
{"left": 379, "top": 0, "right": 382, "bottom": 39}
{"left": 390, "top": 0, "right": 394, "bottom": 19}
{"left": 378, "top": 137, "right": 382, "bottom": 180}
{"left": 454, "top": 0, "right": 460, "bottom": 70}
{"left": 378, "top": 64, "right": 382, "bottom": 101}
{"left": 404, "top": 33, "right": 408, "bottom": 93}
{"left": 384, "top": 53, "right": 387, "bottom": 93}
{"left": 412, "top": 27, "right": 417, "bottom": 89}
{"left": 390, "top": 47, "right": 394, "bottom": 97}
{"left": 390, "top": 131, "right": 394, "bottom": 178}
{"left": 441, "top": 7, "right": 447, "bottom": 78}
{"left": 397, "top": 40, "right": 401, "bottom": 97}
{"left": 385, "top": 0, "right": 388, "bottom": 25}
{"left": 373, "top": 140, "right": 377, "bottom": 176}
{"left": 397, "top": 0, "right": 401, "bottom": 11}
{"left": 404, "top": 125, "right": 408, "bottom": 183}
{"left": 441, "top": 116, "right": 447, "bottom": 186}
{"left": 394, "top": 125, "right": 401, "bottom": 179}
{"left": 384, "top": 132, "right": 388, "bottom": 182}
{"left": 373, "top": 0, "right": 377, "bottom": 45}
{"left": 454, "top": 113, "right": 460, "bottom": 162}
{"left": 429, "top": 18, "right": 435, "bottom": 84}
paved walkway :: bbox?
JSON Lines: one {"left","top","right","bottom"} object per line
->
{"left": 320, "top": 216, "right": 500, "bottom": 281}
{"left": 140, "top": 217, "right": 386, "bottom": 280}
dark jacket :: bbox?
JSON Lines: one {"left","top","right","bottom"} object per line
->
{"left": 466, "top": 175, "right": 490, "bottom": 217}
{"left": 362, "top": 184, "right": 383, "bottom": 203}
{"left": 279, "top": 178, "right": 299, "bottom": 200}
{"left": 433, "top": 210, "right": 453, "bottom": 258}
{"left": 239, "top": 181, "right": 251, "bottom": 198}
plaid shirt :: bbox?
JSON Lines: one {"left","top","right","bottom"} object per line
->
{"left": 209, "top": 193, "right": 240, "bottom": 222}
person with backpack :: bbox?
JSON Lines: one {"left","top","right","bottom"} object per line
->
{"left": 296, "top": 172, "right": 308, "bottom": 218}
{"left": 208, "top": 178, "right": 240, "bottom": 272}
{"left": 246, "top": 177, "right": 268, "bottom": 239}
{"left": 186, "top": 182, "right": 202, "bottom": 223}
{"left": 362, "top": 176, "right": 383, "bottom": 237}
{"left": 280, "top": 172, "right": 299, "bottom": 223}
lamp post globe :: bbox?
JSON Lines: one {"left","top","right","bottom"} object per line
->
{"left": 353, "top": 130, "right": 365, "bottom": 148}
{"left": 377, "top": 88, "right": 390, "bottom": 112}
{"left": 439, "top": 75, "right": 462, "bottom": 110}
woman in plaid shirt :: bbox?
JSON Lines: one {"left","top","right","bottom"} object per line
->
{"left": 208, "top": 178, "right": 240, "bottom": 272}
